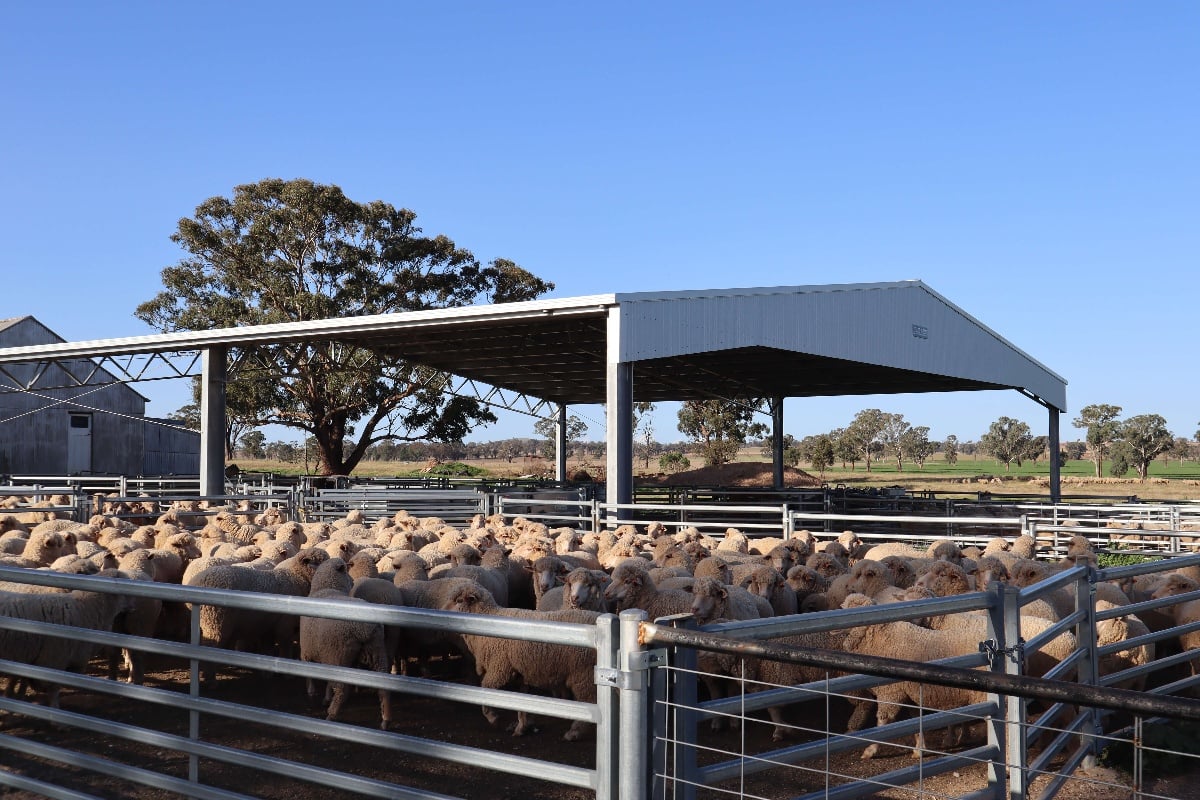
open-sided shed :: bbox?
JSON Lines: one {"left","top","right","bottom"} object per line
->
{"left": 0, "top": 281, "right": 1067, "bottom": 500}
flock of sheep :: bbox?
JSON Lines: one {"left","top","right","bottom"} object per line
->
{"left": 0, "top": 493, "right": 1198, "bottom": 762}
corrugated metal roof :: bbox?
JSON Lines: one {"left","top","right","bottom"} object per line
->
{"left": 0, "top": 282, "right": 1067, "bottom": 411}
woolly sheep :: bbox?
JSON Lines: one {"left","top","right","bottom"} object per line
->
{"left": 394, "top": 576, "right": 486, "bottom": 674}
{"left": 1094, "top": 599, "right": 1155, "bottom": 691}
{"left": 690, "top": 576, "right": 767, "bottom": 625}
{"left": 785, "top": 565, "right": 829, "bottom": 603}
{"left": 0, "top": 573, "right": 136, "bottom": 707}
{"left": 604, "top": 560, "right": 693, "bottom": 620}
{"left": 442, "top": 581, "right": 602, "bottom": 740}
{"left": 1150, "top": 574, "right": 1200, "bottom": 676}
{"left": 804, "top": 552, "right": 848, "bottom": 580}
{"left": 184, "top": 548, "right": 328, "bottom": 683}
{"left": 841, "top": 613, "right": 991, "bottom": 758}
{"left": 842, "top": 559, "right": 909, "bottom": 605}
{"left": 300, "top": 558, "right": 392, "bottom": 728}
{"left": 741, "top": 564, "right": 798, "bottom": 616}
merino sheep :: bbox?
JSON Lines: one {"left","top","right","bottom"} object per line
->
{"left": 690, "top": 576, "right": 767, "bottom": 625}
{"left": 841, "top": 613, "right": 990, "bottom": 759}
{"left": 1094, "top": 600, "right": 1155, "bottom": 691}
{"left": 604, "top": 560, "right": 694, "bottom": 620}
{"left": 1150, "top": 574, "right": 1200, "bottom": 676}
{"left": 184, "top": 548, "right": 328, "bottom": 683}
{"left": 741, "top": 564, "right": 798, "bottom": 616}
{"left": 0, "top": 573, "right": 136, "bottom": 707}
{"left": 300, "top": 558, "right": 392, "bottom": 729}
{"left": 442, "top": 582, "right": 602, "bottom": 740}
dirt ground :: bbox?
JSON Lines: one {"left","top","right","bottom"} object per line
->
{"left": 2, "top": 651, "right": 1197, "bottom": 800}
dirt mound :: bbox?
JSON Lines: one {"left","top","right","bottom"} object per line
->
{"left": 651, "top": 461, "right": 823, "bottom": 488}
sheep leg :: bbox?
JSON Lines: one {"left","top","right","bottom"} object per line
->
{"left": 701, "top": 675, "right": 733, "bottom": 732}
{"left": 480, "top": 705, "right": 502, "bottom": 727}
{"left": 325, "top": 683, "right": 348, "bottom": 721}
{"left": 861, "top": 694, "right": 902, "bottom": 760}
{"left": 768, "top": 705, "right": 790, "bottom": 742}
{"left": 510, "top": 711, "right": 539, "bottom": 736}
{"left": 123, "top": 649, "right": 145, "bottom": 685}
{"left": 377, "top": 689, "right": 391, "bottom": 730}
{"left": 911, "top": 727, "right": 927, "bottom": 759}
{"left": 845, "top": 694, "right": 875, "bottom": 733}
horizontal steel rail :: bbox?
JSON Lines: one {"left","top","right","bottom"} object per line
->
{"left": 0, "top": 565, "right": 613, "bottom": 798}
{"left": 697, "top": 704, "right": 999, "bottom": 784}
{"left": 791, "top": 744, "right": 1000, "bottom": 800}
{"left": 640, "top": 623, "right": 1200, "bottom": 722}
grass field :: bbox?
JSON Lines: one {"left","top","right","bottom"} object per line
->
{"left": 230, "top": 449, "right": 1200, "bottom": 502}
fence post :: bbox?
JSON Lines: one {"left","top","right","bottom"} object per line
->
{"left": 665, "top": 616, "right": 699, "bottom": 800}
{"left": 782, "top": 504, "right": 794, "bottom": 541}
{"left": 595, "top": 613, "right": 621, "bottom": 800}
{"left": 986, "top": 581, "right": 1021, "bottom": 800}
{"left": 618, "top": 609, "right": 651, "bottom": 800}
{"left": 1076, "top": 566, "right": 1102, "bottom": 767}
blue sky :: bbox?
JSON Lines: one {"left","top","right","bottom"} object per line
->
{"left": 2, "top": 3, "right": 1197, "bottom": 447}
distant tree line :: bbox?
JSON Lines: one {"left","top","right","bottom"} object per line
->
{"left": 224, "top": 398, "right": 1197, "bottom": 485}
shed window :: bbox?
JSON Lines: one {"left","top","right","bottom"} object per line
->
{"left": 70, "top": 415, "right": 91, "bottom": 429}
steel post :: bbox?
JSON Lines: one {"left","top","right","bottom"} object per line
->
{"left": 618, "top": 610, "right": 650, "bottom": 800}
{"left": 595, "top": 614, "right": 620, "bottom": 800}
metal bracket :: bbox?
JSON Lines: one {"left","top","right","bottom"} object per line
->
{"left": 630, "top": 649, "right": 667, "bottom": 670}
{"left": 595, "top": 649, "right": 668, "bottom": 690}
{"left": 979, "top": 638, "right": 1025, "bottom": 666}
{"left": 595, "top": 667, "right": 619, "bottom": 688}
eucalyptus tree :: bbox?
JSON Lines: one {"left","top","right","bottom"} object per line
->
{"left": 942, "top": 434, "right": 959, "bottom": 466}
{"left": 847, "top": 409, "right": 889, "bottom": 472}
{"left": 1117, "top": 414, "right": 1174, "bottom": 481}
{"left": 1072, "top": 404, "right": 1123, "bottom": 478}
{"left": 534, "top": 414, "right": 589, "bottom": 459}
{"left": 677, "top": 399, "right": 768, "bottom": 467}
{"left": 137, "top": 178, "right": 553, "bottom": 475}
{"left": 980, "top": 416, "right": 1034, "bottom": 471}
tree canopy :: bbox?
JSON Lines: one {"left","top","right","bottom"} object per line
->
{"left": 980, "top": 416, "right": 1034, "bottom": 471}
{"left": 533, "top": 414, "right": 589, "bottom": 459}
{"left": 1115, "top": 414, "right": 1173, "bottom": 481}
{"left": 136, "top": 178, "right": 554, "bottom": 475}
{"left": 676, "top": 399, "right": 767, "bottom": 467}
{"left": 1073, "top": 404, "right": 1122, "bottom": 478}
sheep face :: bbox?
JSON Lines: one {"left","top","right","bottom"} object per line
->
{"left": 786, "top": 565, "right": 828, "bottom": 597}
{"left": 603, "top": 565, "right": 646, "bottom": 611}
{"left": 747, "top": 569, "right": 783, "bottom": 600}
{"left": 690, "top": 580, "right": 726, "bottom": 624}
{"left": 805, "top": 553, "right": 845, "bottom": 580}
{"left": 764, "top": 546, "right": 793, "bottom": 574}
{"left": 443, "top": 585, "right": 490, "bottom": 614}
{"left": 1151, "top": 575, "right": 1199, "bottom": 601}
{"left": 566, "top": 570, "right": 608, "bottom": 610}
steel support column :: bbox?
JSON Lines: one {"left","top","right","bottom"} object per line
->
{"left": 555, "top": 405, "right": 568, "bottom": 483}
{"left": 606, "top": 308, "right": 633, "bottom": 512}
{"left": 771, "top": 397, "right": 784, "bottom": 490}
{"left": 199, "top": 346, "right": 227, "bottom": 496}
{"left": 1048, "top": 407, "right": 1061, "bottom": 504}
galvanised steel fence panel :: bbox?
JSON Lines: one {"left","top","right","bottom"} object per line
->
{"left": 0, "top": 565, "right": 620, "bottom": 800}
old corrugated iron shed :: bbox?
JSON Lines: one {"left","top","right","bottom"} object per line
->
{"left": 0, "top": 281, "right": 1067, "bottom": 500}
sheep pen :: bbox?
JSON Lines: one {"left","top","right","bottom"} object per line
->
{"left": 0, "top": 507, "right": 1197, "bottom": 800}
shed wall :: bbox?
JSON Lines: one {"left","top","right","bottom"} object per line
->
{"left": 143, "top": 421, "right": 200, "bottom": 475}
{"left": 0, "top": 317, "right": 173, "bottom": 475}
